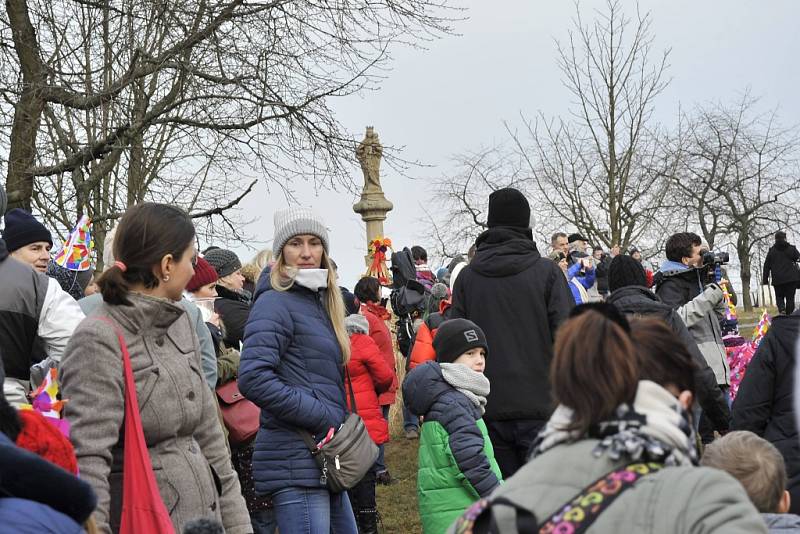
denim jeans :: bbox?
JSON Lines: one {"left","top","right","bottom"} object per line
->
{"left": 402, "top": 403, "right": 419, "bottom": 432}
{"left": 375, "top": 405, "right": 390, "bottom": 473}
{"left": 251, "top": 508, "right": 278, "bottom": 534}
{"left": 272, "top": 487, "right": 357, "bottom": 534}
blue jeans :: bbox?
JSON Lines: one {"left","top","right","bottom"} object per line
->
{"left": 375, "top": 405, "right": 390, "bottom": 473}
{"left": 403, "top": 403, "right": 419, "bottom": 432}
{"left": 251, "top": 508, "right": 278, "bottom": 534}
{"left": 272, "top": 487, "right": 357, "bottom": 534}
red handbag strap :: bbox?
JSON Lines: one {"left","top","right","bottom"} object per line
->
{"left": 94, "top": 317, "right": 175, "bottom": 534}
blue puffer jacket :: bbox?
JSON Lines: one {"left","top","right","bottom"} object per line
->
{"left": 238, "top": 275, "right": 347, "bottom": 495}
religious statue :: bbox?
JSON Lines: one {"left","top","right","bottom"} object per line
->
{"left": 356, "top": 126, "right": 383, "bottom": 193}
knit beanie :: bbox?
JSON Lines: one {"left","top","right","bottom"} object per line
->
{"left": 608, "top": 254, "right": 647, "bottom": 292}
{"left": 204, "top": 248, "right": 242, "bottom": 279}
{"left": 272, "top": 207, "right": 329, "bottom": 257}
{"left": 186, "top": 257, "right": 219, "bottom": 292}
{"left": 1, "top": 208, "right": 52, "bottom": 252}
{"left": 433, "top": 319, "right": 489, "bottom": 364}
{"left": 15, "top": 410, "right": 79, "bottom": 475}
{"left": 486, "top": 188, "right": 531, "bottom": 229}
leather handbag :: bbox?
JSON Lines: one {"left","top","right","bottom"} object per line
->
{"left": 96, "top": 317, "right": 175, "bottom": 534}
{"left": 299, "top": 369, "right": 378, "bottom": 493}
{"left": 216, "top": 380, "right": 260, "bottom": 445}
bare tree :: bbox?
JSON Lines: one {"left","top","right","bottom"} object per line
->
{"left": 670, "top": 94, "right": 800, "bottom": 310}
{"left": 0, "top": 0, "right": 455, "bottom": 248}
{"left": 508, "top": 0, "right": 671, "bottom": 251}
{"left": 426, "top": 145, "right": 555, "bottom": 259}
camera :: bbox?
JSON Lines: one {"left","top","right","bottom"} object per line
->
{"left": 701, "top": 251, "right": 730, "bottom": 267}
{"left": 701, "top": 251, "right": 729, "bottom": 284}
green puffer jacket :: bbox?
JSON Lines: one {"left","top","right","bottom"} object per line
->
{"left": 404, "top": 362, "right": 502, "bottom": 534}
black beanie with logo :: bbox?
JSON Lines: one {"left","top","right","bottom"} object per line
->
{"left": 433, "top": 318, "right": 489, "bottom": 364}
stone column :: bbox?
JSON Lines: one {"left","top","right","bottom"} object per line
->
{"left": 353, "top": 126, "right": 393, "bottom": 266}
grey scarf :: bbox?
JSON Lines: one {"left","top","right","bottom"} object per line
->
{"left": 439, "top": 363, "right": 490, "bottom": 415}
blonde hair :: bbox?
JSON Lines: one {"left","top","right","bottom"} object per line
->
{"left": 270, "top": 250, "right": 350, "bottom": 364}
{"left": 701, "top": 431, "right": 786, "bottom": 513}
{"left": 241, "top": 249, "right": 274, "bottom": 285}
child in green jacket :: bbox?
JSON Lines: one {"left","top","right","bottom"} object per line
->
{"left": 402, "top": 319, "right": 502, "bottom": 533}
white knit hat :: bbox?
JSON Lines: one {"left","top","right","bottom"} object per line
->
{"left": 272, "top": 207, "right": 329, "bottom": 257}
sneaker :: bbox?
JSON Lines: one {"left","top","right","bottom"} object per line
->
{"left": 376, "top": 470, "right": 397, "bottom": 486}
{"left": 404, "top": 428, "right": 419, "bottom": 440}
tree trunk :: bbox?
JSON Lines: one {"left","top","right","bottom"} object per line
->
{"left": 738, "top": 239, "right": 754, "bottom": 312}
{"left": 5, "top": 0, "right": 47, "bottom": 212}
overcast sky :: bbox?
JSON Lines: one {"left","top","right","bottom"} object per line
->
{"left": 227, "top": 0, "right": 800, "bottom": 290}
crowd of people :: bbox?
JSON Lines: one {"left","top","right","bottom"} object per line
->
{"left": 1, "top": 180, "right": 800, "bottom": 533}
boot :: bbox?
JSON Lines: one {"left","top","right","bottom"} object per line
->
{"left": 357, "top": 508, "right": 379, "bottom": 534}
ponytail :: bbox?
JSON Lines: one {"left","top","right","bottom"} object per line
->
{"left": 97, "top": 203, "right": 195, "bottom": 306}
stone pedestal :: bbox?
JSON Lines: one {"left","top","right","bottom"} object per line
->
{"left": 353, "top": 127, "right": 393, "bottom": 266}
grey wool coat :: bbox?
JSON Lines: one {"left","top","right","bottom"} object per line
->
{"left": 61, "top": 293, "right": 251, "bottom": 534}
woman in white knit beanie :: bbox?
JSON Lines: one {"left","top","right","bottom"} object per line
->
{"left": 238, "top": 207, "right": 356, "bottom": 534}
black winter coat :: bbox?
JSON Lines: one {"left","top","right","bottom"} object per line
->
{"left": 595, "top": 254, "right": 612, "bottom": 293}
{"left": 731, "top": 314, "right": 800, "bottom": 514}
{"left": 450, "top": 227, "right": 574, "bottom": 421}
{"left": 606, "top": 286, "right": 730, "bottom": 432}
{"left": 763, "top": 242, "right": 800, "bottom": 287}
{"left": 0, "top": 432, "right": 97, "bottom": 525}
{"left": 214, "top": 285, "right": 252, "bottom": 349}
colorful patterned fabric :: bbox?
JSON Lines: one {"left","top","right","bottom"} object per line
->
{"left": 53, "top": 215, "right": 93, "bottom": 271}
{"left": 538, "top": 463, "right": 663, "bottom": 533}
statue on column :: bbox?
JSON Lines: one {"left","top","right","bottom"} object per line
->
{"left": 353, "top": 126, "right": 393, "bottom": 272}
{"left": 356, "top": 126, "right": 384, "bottom": 193}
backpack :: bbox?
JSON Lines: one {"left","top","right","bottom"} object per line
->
{"left": 390, "top": 279, "right": 427, "bottom": 357}
{"left": 390, "top": 247, "right": 417, "bottom": 290}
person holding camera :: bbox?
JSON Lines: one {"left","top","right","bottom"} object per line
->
{"left": 762, "top": 231, "right": 800, "bottom": 315}
{"left": 654, "top": 233, "right": 731, "bottom": 412}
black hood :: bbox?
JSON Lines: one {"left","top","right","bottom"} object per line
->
{"left": 775, "top": 240, "right": 790, "bottom": 251}
{"left": 607, "top": 286, "right": 672, "bottom": 314}
{"left": 470, "top": 226, "right": 541, "bottom": 278}
{"left": 402, "top": 362, "right": 451, "bottom": 417}
{"left": 0, "top": 238, "right": 7, "bottom": 262}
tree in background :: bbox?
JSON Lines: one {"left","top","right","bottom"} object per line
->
{"left": 0, "top": 0, "right": 455, "bottom": 251}
{"left": 509, "top": 0, "right": 672, "bottom": 251}
{"left": 668, "top": 94, "right": 800, "bottom": 310}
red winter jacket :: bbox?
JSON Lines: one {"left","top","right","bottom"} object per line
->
{"left": 361, "top": 302, "right": 398, "bottom": 405}
{"left": 345, "top": 314, "right": 395, "bottom": 445}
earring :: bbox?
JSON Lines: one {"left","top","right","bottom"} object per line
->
{"left": 163, "top": 275, "right": 170, "bottom": 282}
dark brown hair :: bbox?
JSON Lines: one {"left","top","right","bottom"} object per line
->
{"left": 551, "top": 310, "right": 639, "bottom": 435}
{"left": 629, "top": 318, "right": 696, "bottom": 394}
{"left": 354, "top": 276, "right": 381, "bottom": 304}
{"left": 665, "top": 232, "right": 702, "bottom": 263}
{"left": 98, "top": 203, "right": 195, "bottom": 306}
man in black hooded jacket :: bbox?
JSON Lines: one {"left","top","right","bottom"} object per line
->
{"left": 605, "top": 255, "right": 730, "bottom": 434}
{"left": 732, "top": 312, "right": 800, "bottom": 513}
{"left": 450, "top": 188, "right": 574, "bottom": 477}
{"left": 763, "top": 231, "right": 800, "bottom": 315}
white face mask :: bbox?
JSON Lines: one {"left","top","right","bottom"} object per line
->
{"left": 293, "top": 268, "right": 328, "bottom": 292}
